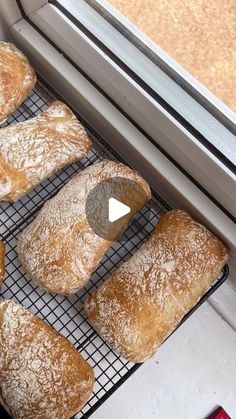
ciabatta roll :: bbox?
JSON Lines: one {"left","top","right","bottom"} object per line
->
{"left": 85, "top": 210, "right": 228, "bottom": 362}
{"left": 0, "top": 42, "right": 36, "bottom": 123}
{"left": 0, "top": 300, "right": 94, "bottom": 419}
{"left": 0, "top": 100, "right": 91, "bottom": 202}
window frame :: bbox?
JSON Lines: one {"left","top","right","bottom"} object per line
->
{"left": 86, "top": 0, "right": 236, "bottom": 131}
{"left": 51, "top": 0, "right": 236, "bottom": 168}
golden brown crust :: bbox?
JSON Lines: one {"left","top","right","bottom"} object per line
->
{"left": 0, "top": 300, "right": 94, "bottom": 419}
{"left": 0, "top": 100, "right": 91, "bottom": 202}
{"left": 0, "top": 242, "right": 5, "bottom": 288}
{"left": 0, "top": 42, "right": 36, "bottom": 122}
{"left": 17, "top": 160, "right": 151, "bottom": 295}
{"left": 85, "top": 210, "right": 229, "bottom": 363}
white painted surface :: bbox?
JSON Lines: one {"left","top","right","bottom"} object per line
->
{"left": 209, "top": 280, "right": 236, "bottom": 331}
{"left": 20, "top": 0, "right": 48, "bottom": 15}
{"left": 92, "top": 302, "right": 236, "bottom": 419}
{"left": 0, "top": 0, "right": 21, "bottom": 26}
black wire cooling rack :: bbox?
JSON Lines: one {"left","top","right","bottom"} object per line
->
{"left": 0, "top": 78, "right": 229, "bottom": 419}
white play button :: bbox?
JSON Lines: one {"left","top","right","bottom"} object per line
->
{"left": 85, "top": 176, "right": 148, "bottom": 240}
{"left": 108, "top": 197, "right": 131, "bottom": 222}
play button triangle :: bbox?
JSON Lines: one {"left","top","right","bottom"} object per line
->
{"left": 108, "top": 197, "right": 131, "bottom": 223}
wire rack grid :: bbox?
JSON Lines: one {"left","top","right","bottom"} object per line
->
{"left": 0, "top": 78, "right": 228, "bottom": 419}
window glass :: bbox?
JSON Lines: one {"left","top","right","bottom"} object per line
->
{"left": 108, "top": 0, "right": 236, "bottom": 112}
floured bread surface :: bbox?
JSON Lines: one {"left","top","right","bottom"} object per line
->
{"left": 0, "top": 300, "right": 94, "bottom": 419}
{"left": 0, "top": 100, "right": 91, "bottom": 202}
{"left": 0, "top": 241, "right": 5, "bottom": 287}
{"left": 17, "top": 160, "right": 151, "bottom": 295}
{"left": 85, "top": 210, "right": 229, "bottom": 363}
{"left": 0, "top": 42, "right": 36, "bottom": 122}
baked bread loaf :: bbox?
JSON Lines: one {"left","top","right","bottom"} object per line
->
{"left": 0, "top": 241, "right": 5, "bottom": 287}
{"left": 17, "top": 160, "right": 151, "bottom": 295}
{"left": 0, "top": 300, "right": 94, "bottom": 419}
{"left": 85, "top": 210, "right": 229, "bottom": 363}
{"left": 0, "top": 42, "right": 36, "bottom": 123}
{"left": 0, "top": 100, "right": 91, "bottom": 202}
